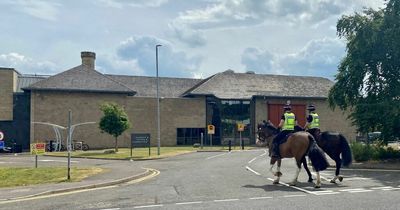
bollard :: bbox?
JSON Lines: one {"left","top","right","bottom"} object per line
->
{"left": 241, "top": 139, "right": 244, "bottom": 150}
{"left": 228, "top": 140, "right": 232, "bottom": 152}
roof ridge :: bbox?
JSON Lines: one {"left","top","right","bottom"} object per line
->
{"left": 181, "top": 73, "right": 220, "bottom": 97}
{"left": 107, "top": 74, "right": 201, "bottom": 80}
{"left": 90, "top": 67, "right": 136, "bottom": 92}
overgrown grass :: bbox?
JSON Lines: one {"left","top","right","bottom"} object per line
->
{"left": 46, "top": 146, "right": 255, "bottom": 160}
{"left": 351, "top": 142, "right": 400, "bottom": 162}
{"left": 0, "top": 167, "right": 104, "bottom": 188}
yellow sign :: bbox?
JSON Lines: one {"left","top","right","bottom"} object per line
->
{"left": 237, "top": 123, "right": 245, "bottom": 132}
{"left": 207, "top": 125, "right": 215, "bottom": 135}
{"left": 30, "top": 143, "right": 46, "bottom": 155}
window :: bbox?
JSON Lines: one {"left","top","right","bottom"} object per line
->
{"left": 177, "top": 128, "right": 205, "bottom": 145}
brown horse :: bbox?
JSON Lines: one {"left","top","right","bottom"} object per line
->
{"left": 257, "top": 122, "right": 329, "bottom": 188}
{"left": 302, "top": 129, "right": 352, "bottom": 183}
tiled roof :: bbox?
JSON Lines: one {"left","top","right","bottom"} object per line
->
{"left": 182, "top": 70, "right": 334, "bottom": 99}
{"left": 108, "top": 75, "right": 201, "bottom": 98}
{"left": 23, "top": 65, "right": 136, "bottom": 95}
{"left": 16, "top": 75, "right": 48, "bottom": 92}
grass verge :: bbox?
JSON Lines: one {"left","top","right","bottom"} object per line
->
{"left": 0, "top": 167, "right": 104, "bottom": 188}
{"left": 45, "top": 146, "right": 256, "bottom": 160}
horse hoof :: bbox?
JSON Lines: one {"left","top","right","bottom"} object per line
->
{"left": 330, "top": 180, "right": 336, "bottom": 184}
{"left": 273, "top": 181, "right": 279, "bottom": 185}
{"left": 308, "top": 178, "right": 313, "bottom": 183}
{"left": 338, "top": 176, "right": 343, "bottom": 182}
{"left": 314, "top": 185, "right": 321, "bottom": 189}
{"left": 289, "top": 182, "right": 296, "bottom": 186}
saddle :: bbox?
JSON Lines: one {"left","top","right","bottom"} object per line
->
{"left": 279, "top": 133, "right": 293, "bottom": 144}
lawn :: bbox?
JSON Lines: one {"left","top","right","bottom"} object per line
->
{"left": 45, "top": 146, "right": 256, "bottom": 160}
{"left": 0, "top": 167, "right": 104, "bottom": 188}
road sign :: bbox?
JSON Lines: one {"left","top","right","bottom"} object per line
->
{"left": 207, "top": 125, "right": 215, "bottom": 135}
{"left": 237, "top": 123, "right": 245, "bottom": 132}
{"left": 131, "top": 133, "right": 151, "bottom": 147}
{"left": 30, "top": 143, "right": 46, "bottom": 155}
{"left": 0, "top": 141, "right": 4, "bottom": 150}
{"left": 0, "top": 131, "right": 4, "bottom": 141}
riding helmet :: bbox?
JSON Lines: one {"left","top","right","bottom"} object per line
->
{"left": 283, "top": 104, "right": 291, "bottom": 110}
{"left": 307, "top": 104, "right": 315, "bottom": 111}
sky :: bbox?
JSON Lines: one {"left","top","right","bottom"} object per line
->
{"left": 0, "top": 0, "right": 384, "bottom": 80}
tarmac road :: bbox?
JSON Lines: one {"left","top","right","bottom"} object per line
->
{"left": 1, "top": 149, "right": 399, "bottom": 210}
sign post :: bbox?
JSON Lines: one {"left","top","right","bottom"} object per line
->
{"left": 237, "top": 123, "right": 245, "bottom": 150}
{"left": 30, "top": 143, "right": 45, "bottom": 168}
{"left": 131, "top": 133, "right": 151, "bottom": 159}
{"left": 207, "top": 125, "right": 215, "bottom": 147}
{"left": 0, "top": 131, "right": 4, "bottom": 151}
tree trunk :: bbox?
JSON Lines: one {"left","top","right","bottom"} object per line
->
{"left": 115, "top": 136, "right": 118, "bottom": 152}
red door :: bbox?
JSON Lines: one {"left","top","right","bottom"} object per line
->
{"left": 268, "top": 104, "right": 306, "bottom": 127}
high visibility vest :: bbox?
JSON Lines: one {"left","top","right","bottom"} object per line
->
{"left": 283, "top": 112, "right": 295, "bottom": 131}
{"left": 310, "top": 113, "right": 320, "bottom": 129}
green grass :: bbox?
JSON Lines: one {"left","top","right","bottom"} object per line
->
{"left": 0, "top": 167, "right": 104, "bottom": 188}
{"left": 45, "top": 146, "right": 256, "bottom": 160}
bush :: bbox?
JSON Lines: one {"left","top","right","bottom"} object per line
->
{"left": 351, "top": 142, "right": 400, "bottom": 161}
{"left": 193, "top": 143, "right": 201, "bottom": 148}
{"left": 351, "top": 142, "right": 373, "bottom": 161}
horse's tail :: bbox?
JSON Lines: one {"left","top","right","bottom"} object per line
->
{"left": 307, "top": 134, "right": 329, "bottom": 172}
{"left": 339, "top": 134, "right": 352, "bottom": 167}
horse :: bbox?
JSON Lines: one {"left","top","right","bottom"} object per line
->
{"left": 302, "top": 128, "right": 353, "bottom": 183}
{"left": 257, "top": 122, "right": 329, "bottom": 188}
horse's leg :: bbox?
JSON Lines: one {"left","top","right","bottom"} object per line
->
{"left": 315, "top": 171, "right": 321, "bottom": 188}
{"left": 270, "top": 158, "right": 281, "bottom": 184}
{"left": 302, "top": 156, "right": 313, "bottom": 182}
{"left": 330, "top": 157, "right": 343, "bottom": 183}
{"left": 289, "top": 158, "right": 302, "bottom": 186}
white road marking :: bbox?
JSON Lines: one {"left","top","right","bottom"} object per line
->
{"left": 371, "top": 186, "right": 393, "bottom": 190}
{"left": 214, "top": 199, "right": 239, "bottom": 202}
{"left": 311, "top": 172, "right": 330, "bottom": 182}
{"left": 314, "top": 192, "right": 341, "bottom": 195}
{"left": 339, "top": 188, "right": 373, "bottom": 193}
{"left": 341, "top": 168, "right": 400, "bottom": 172}
{"left": 267, "top": 178, "right": 314, "bottom": 194}
{"left": 249, "top": 196, "right": 273, "bottom": 200}
{"left": 206, "top": 153, "right": 228, "bottom": 160}
{"left": 283, "top": 195, "right": 306, "bottom": 198}
{"left": 248, "top": 157, "right": 257, "bottom": 164}
{"left": 382, "top": 188, "right": 400, "bottom": 191}
{"left": 259, "top": 150, "right": 267, "bottom": 157}
{"left": 101, "top": 208, "right": 120, "bottom": 210}
{"left": 133, "top": 204, "right": 163, "bottom": 209}
{"left": 344, "top": 177, "right": 371, "bottom": 181}
{"left": 246, "top": 166, "right": 261, "bottom": 175}
{"left": 39, "top": 159, "right": 79, "bottom": 163}
{"left": 176, "top": 201, "right": 203, "bottom": 205}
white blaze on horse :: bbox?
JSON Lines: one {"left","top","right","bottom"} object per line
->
{"left": 257, "top": 122, "right": 329, "bottom": 188}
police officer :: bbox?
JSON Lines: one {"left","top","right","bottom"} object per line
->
{"left": 271, "top": 104, "right": 297, "bottom": 158}
{"left": 304, "top": 104, "right": 320, "bottom": 139}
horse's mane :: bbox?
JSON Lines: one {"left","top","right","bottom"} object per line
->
{"left": 264, "top": 122, "right": 279, "bottom": 134}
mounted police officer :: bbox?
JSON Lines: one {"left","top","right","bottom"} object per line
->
{"left": 304, "top": 104, "right": 320, "bottom": 139}
{"left": 271, "top": 104, "right": 298, "bottom": 159}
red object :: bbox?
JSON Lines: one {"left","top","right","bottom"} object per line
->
{"left": 267, "top": 104, "right": 306, "bottom": 127}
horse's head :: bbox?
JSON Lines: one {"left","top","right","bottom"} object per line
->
{"left": 257, "top": 121, "right": 279, "bottom": 146}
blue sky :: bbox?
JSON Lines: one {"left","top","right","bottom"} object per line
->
{"left": 0, "top": 0, "right": 383, "bottom": 80}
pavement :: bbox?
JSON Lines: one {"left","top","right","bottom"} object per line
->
{"left": 0, "top": 154, "right": 157, "bottom": 202}
{"left": 0, "top": 151, "right": 399, "bottom": 202}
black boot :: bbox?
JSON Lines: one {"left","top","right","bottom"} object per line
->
{"left": 272, "top": 143, "right": 280, "bottom": 158}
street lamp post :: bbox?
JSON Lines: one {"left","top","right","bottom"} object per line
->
{"left": 156, "top": 44, "right": 162, "bottom": 155}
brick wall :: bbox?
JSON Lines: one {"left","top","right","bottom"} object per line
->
{"left": 0, "top": 68, "right": 17, "bottom": 121}
{"left": 30, "top": 91, "right": 205, "bottom": 148}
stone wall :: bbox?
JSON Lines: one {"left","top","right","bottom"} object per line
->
{"left": 0, "top": 68, "right": 17, "bottom": 121}
{"left": 30, "top": 91, "right": 205, "bottom": 149}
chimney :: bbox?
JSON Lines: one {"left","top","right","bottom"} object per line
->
{"left": 81, "top": 51, "right": 96, "bottom": 69}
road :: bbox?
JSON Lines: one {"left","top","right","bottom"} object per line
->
{"left": 1, "top": 149, "right": 399, "bottom": 210}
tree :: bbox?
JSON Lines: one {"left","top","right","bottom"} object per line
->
{"left": 329, "top": 0, "right": 400, "bottom": 143}
{"left": 99, "top": 103, "right": 131, "bottom": 152}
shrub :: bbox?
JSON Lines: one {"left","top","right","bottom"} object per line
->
{"left": 351, "top": 142, "right": 373, "bottom": 162}
{"left": 351, "top": 141, "right": 400, "bottom": 161}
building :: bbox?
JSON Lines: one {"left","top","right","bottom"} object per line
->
{"left": 0, "top": 52, "right": 356, "bottom": 151}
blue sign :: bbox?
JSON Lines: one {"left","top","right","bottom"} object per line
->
{"left": 0, "top": 141, "right": 4, "bottom": 150}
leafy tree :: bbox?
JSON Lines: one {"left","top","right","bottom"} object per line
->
{"left": 99, "top": 103, "right": 131, "bottom": 152}
{"left": 329, "top": 0, "right": 400, "bottom": 143}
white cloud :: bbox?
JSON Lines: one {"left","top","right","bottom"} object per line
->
{"left": 241, "top": 37, "right": 346, "bottom": 79}
{"left": 169, "top": 0, "right": 382, "bottom": 46}
{"left": 116, "top": 36, "right": 202, "bottom": 77}
{"left": 0, "top": 53, "right": 58, "bottom": 74}
{"left": 0, "top": 0, "right": 61, "bottom": 21}
{"left": 96, "top": 54, "right": 144, "bottom": 76}
{"left": 98, "top": 0, "right": 168, "bottom": 8}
